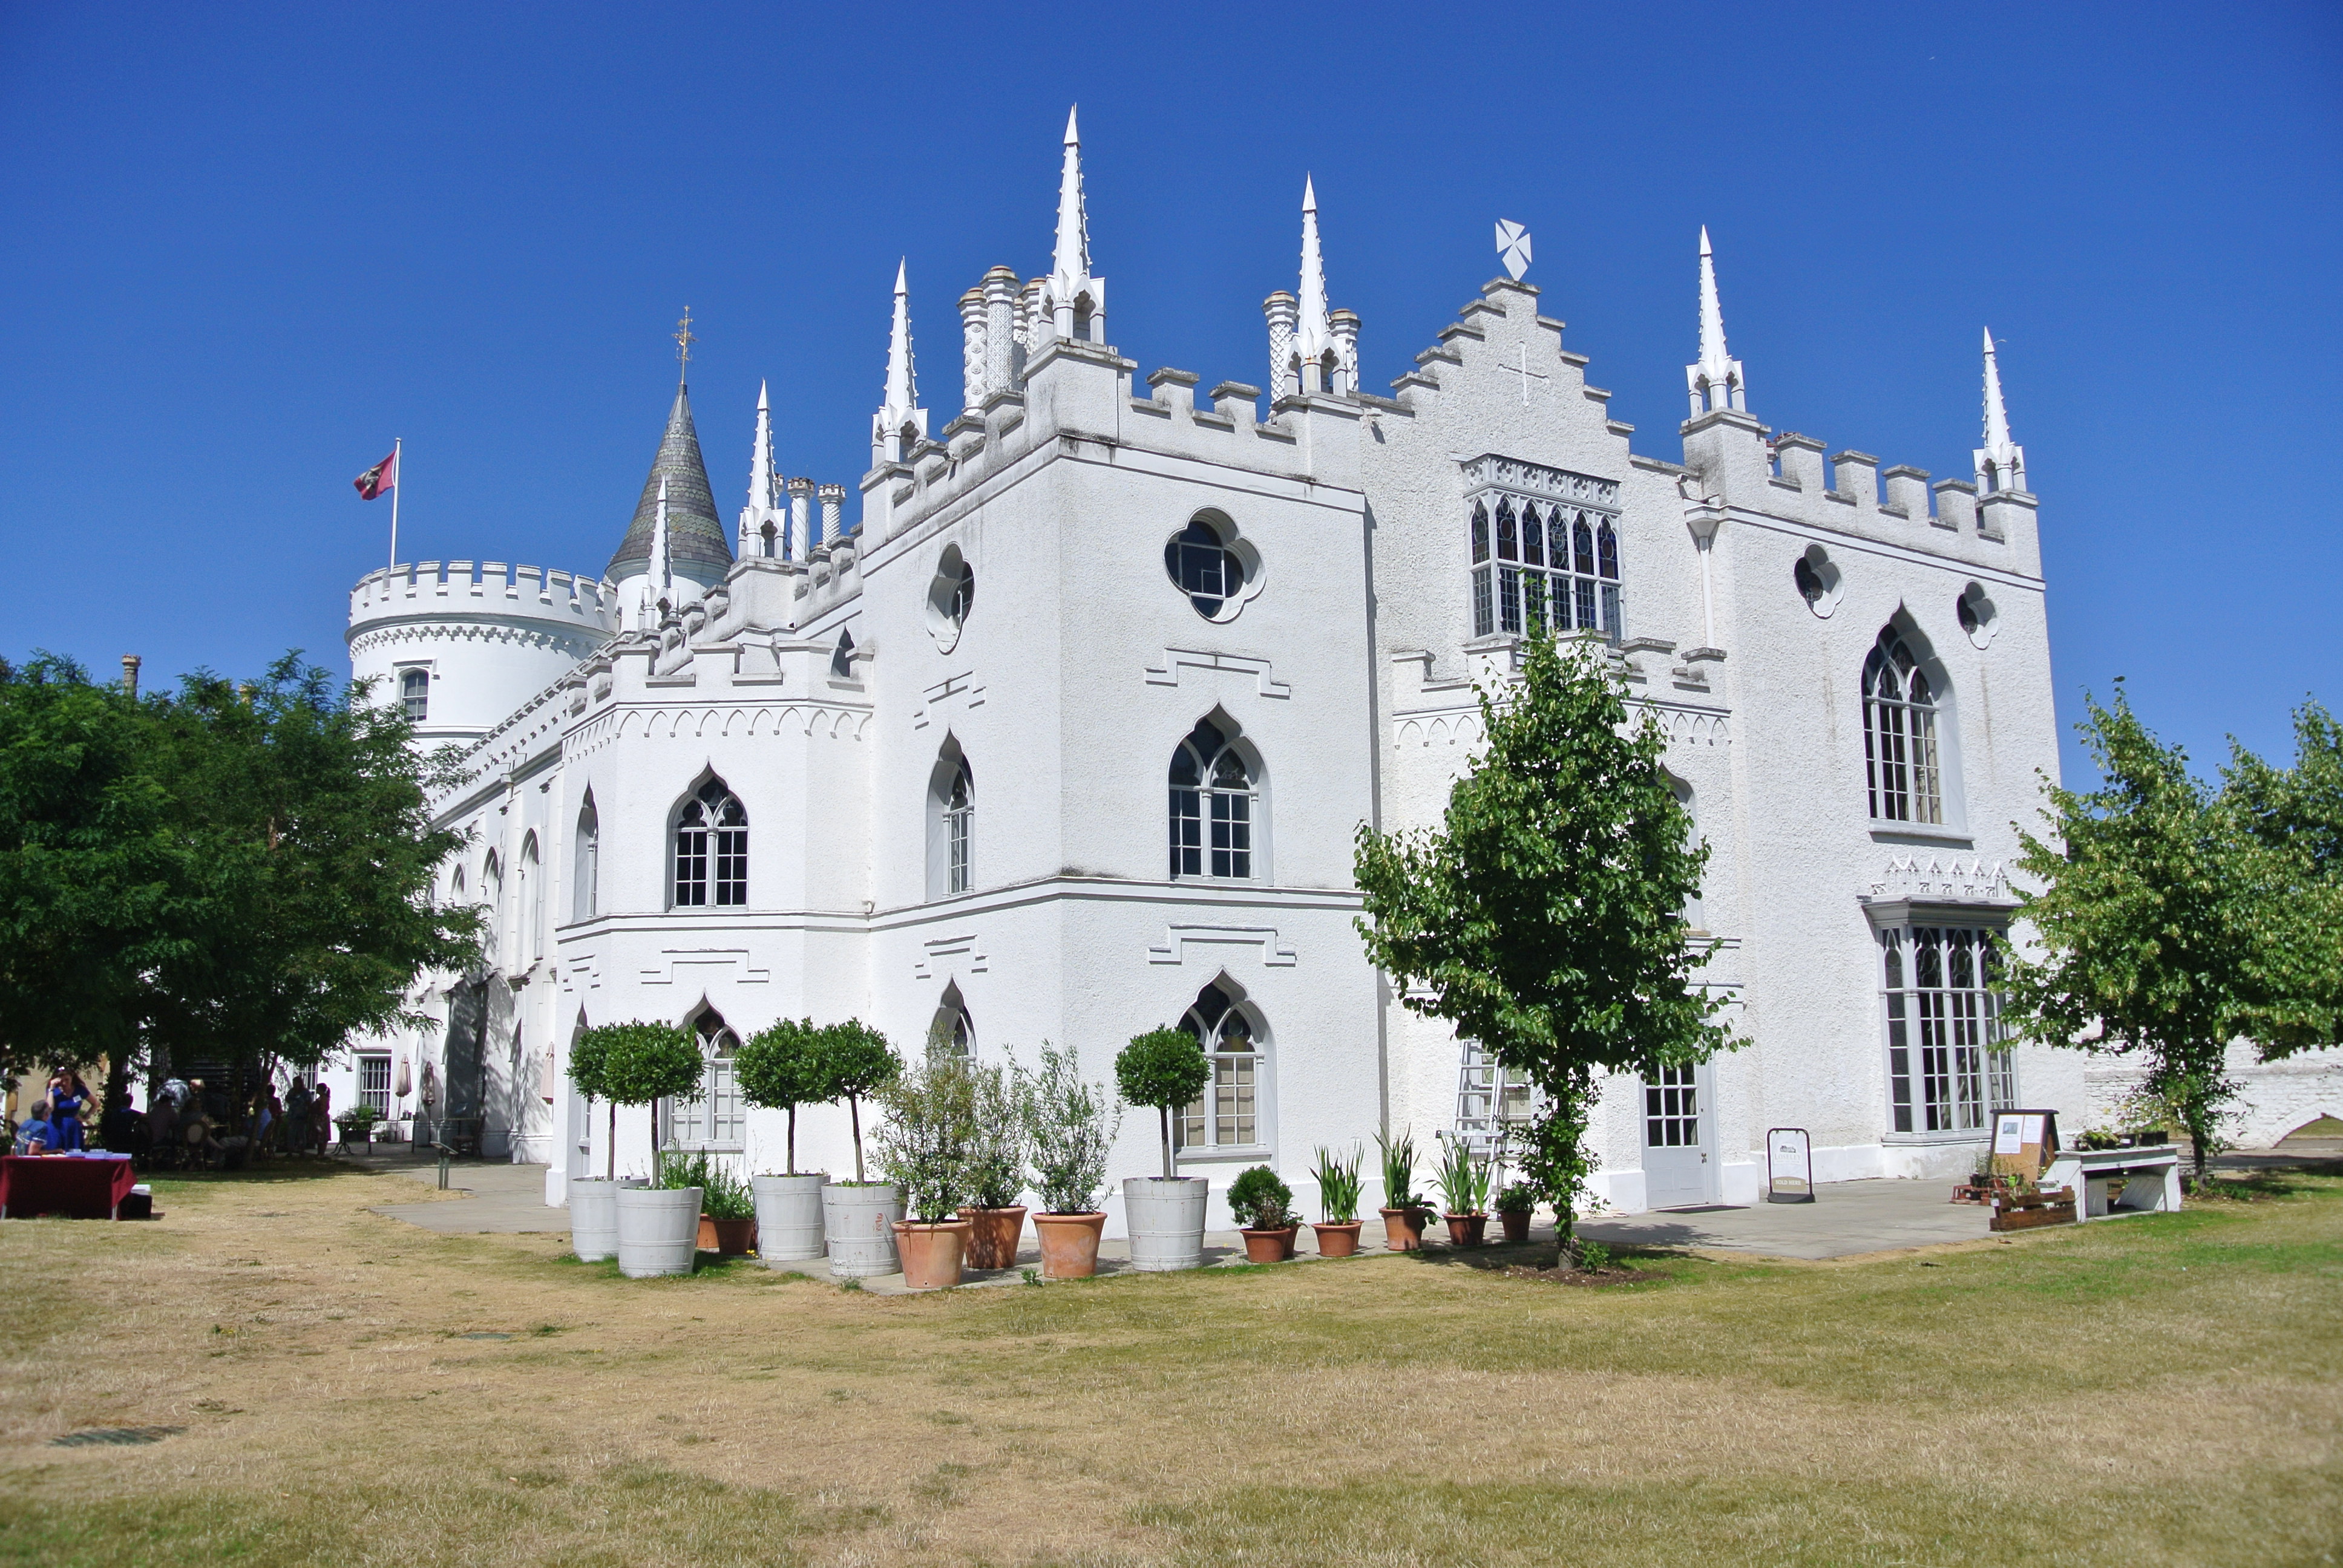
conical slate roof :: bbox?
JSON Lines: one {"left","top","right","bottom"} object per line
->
{"left": 607, "top": 383, "right": 733, "bottom": 587}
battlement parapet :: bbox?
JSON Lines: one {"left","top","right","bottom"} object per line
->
{"left": 350, "top": 560, "right": 621, "bottom": 633}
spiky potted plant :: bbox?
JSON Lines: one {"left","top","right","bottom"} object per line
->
{"left": 1495, "top": 1180, "right": 1538, "bottom": 1243}
{"left": 667, "top": 1150, "right": 756, "bottom": 1256}
{"left": 811, "top": 1020, "right": 905, "bottom": 1279}
{"left": 595, "top": 1022, "right": 706, "bottom": 1278}
{"left": 1228, "top": 1165, "right": 1298, "bottom": 1263}
{"left": 1023, "top": 1042, "right": 1122, "bottom": 1279}
{"left": 1436, "top": 1138, "right": 1492, "bottom": 1247}
{"left": 1377, "top": 1128, "right": 1429, "bottom": 1252}
{"left": 737, "top": 1016, "right": 828, "bottom": 1264}
{"left": 955, "top": 1056, "right": 1029, "bottom": 1271}
{"left": 1310, "top": 1145, "right": 1365, "bottom": 1257}
{"left": 1116, "top": 1027, "right": 1213, "bottom": 1272}
{"left": 874, "top": 1056, "right": 977, "bottom": 1290}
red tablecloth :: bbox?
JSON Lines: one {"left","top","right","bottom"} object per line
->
{"left": 0, "top": 1154, "right": 137, "bottom": 1218}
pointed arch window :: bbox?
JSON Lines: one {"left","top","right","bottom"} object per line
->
{"left": 519, "top": 833, "right": 543, "bottom": 961}
{"left": 1469, "top": 504, "right": 1495, "bottom": 635}
{"left": 1169, "top": 719, "right": 1254, "bottom": 880}
{"left": 1173, "top": 984, "right": 1263, "bottom": 1151}
{"left": 1467, "top": 500, "right": 1622, "bottom": 642}
{"left": 663, "top": 1011, "right": 745, "bottom": 1152}
{"left": 673, "top": 779, "right": 748, "bottom": 907}
{"left": 1863, "top": 628, "right": 1943, "bottom": 824}
{"left": 572, "top": 797, "right": 599, "bottom": 923}
{"left": 945, "top": 757, "right": 972, "bottom": 895}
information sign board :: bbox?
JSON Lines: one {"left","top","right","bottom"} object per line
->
{"left": 1766, "top": 1127, "right": 1814, "bottom": 1203}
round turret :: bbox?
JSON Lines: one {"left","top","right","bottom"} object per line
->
{"left": 348, "top": 561, "right": 619, "bottom": 748}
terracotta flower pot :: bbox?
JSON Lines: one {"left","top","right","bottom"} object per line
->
{"left": 697, "top": 1216, "right": 756, "bottom": 1256}
{"left": 955, "top": 1205, "right": 1029, "bottom": 1271}
{"left": 1032, "top": 1211, "right": 1106, "bottom": 1279}
{"left": 1240, "top": 1225, "right": 1297, "bottom": 1264}
{"left": 1498, "top": 1209, "right": 1532, "bottom": 1243}
{"left": 1444, "top": 1212, "right": 1488, "bottom": 1247}
{"left": 893, "top": 1220, "right": 971, "bottom": 1290}
{"left": 1380, "top": 1206, "right": 1427, "bottom": 1252}
{"left": 1311, "top": 1220, "right": 1363, "bottom": 1258}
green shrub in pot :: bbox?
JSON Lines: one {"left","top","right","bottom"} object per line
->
{"left": 1227, "top": 1165, "right": 1296, "bottom": 1230}
{"left": 812, "top": 1019, "right": 902, "bottom": 1184}
{"left": 1115, "top": 1027, "right": 1211, "bottom": 1180}
{"left": 1024, "top": 1042, "right": 1121, "bottom": 1214}
{"left": 873, "top": 1057, "right": 978, "bottom": 1223}
{"left": 735, "top": 1017, "right": 824, "bottom": 1175}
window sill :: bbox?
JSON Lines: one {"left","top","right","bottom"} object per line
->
{"left": 1175, "top": 1146, "right": 1273, "bottom": 1166}
{"left": 1869, "top": 822, "right": 1974, "bottom": 848}
{"left": 1882, "top": 1131, "right": 1993, "bottom": 1146}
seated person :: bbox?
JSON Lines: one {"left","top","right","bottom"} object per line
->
{"left": 13, "top": 1102, "right": 57, "bottom": 1155}
{"left": 99, "top": 1093, "right": 149, "bottom": 1161}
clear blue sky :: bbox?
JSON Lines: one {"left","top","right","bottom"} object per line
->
{"left": 2, "top": 2, "right": 2336, "bottom": 788}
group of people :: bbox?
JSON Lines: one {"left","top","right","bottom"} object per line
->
{"left": 7, "top": 1070, "right": 338, "bottom": 1169}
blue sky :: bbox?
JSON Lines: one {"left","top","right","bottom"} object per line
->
{"left": 1, "top": 2, "right": 2336, "bottom": 786}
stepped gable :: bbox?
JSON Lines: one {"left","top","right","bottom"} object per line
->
{"left": 607, "top": 382, "right": 733, "bottom": 585}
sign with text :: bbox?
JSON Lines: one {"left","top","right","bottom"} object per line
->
{"left": 1990, "top": 1110, "right": 2060, "bottom": 1178}
{"left": 1766, "top": 1127, "right": 1814, "bottom": 1203}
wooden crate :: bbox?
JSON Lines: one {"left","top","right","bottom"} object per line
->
{"left": 1989, "top": 1187, "right": 2077, "bottom": 1232}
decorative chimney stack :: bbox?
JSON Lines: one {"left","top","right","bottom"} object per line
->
{"left": 786, "top": 477, "right": 814, "bottom": 561}
{"left": 818, "top": 483, "right": 845, "bottom": 544}
{"left": 958, "top": 287, "right": 988, "bottom": 414}
{"left": 121, "top": 654, "right": 140, "bottom": 697}
{"left": 1263, "top": 291, "right": 1298, "bottom": 403}
{"left": 983, "top": 267, "right": 1020, "bottom": 394}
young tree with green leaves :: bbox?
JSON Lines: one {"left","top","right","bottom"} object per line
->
{"left": 814, "top": 1019, "right": 901, "bottom": 1184}
{"left": 2005, "top": 687, "right": 2322, "bottom": 1178}
{"left": 585, "top": 1021, "right": 701, "bottom": 1174}
{"left": 565, "top": 1027, "right": 616, "bottom": 1178}
{"left": 736, "top": 1016, "right": 824, "bottom": 1174}
{"left": 1353, "top": 633, "right": 1729, "bottom": 1261}
{"left": 2222, "top": 699, "right": 2343, "bottom": 1059}
{"left": 1116, "top": 1027, "right": 1210, "bottom": 1180}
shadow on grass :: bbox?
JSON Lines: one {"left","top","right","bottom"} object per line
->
{"left": 146, "top": 1161, "right": 368, "bottom": 1191}
{"left": 542, "top": 1250, "right": 812, "bottom": 1286}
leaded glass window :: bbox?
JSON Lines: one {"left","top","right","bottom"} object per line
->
{"left": 1465, "top": 500, "right": 1622, "bottom": 642}
{"left": 1863, "top": 628, "right": 1944, "bottom": 823}
{"left": 1883, "top": 926, "right": 2012, "bottom": 1135}
{"left": 1168, "top": 719, "right": 1254, "bottom": 880}
{"left": 1173, "top": 984, "right": 1262, "bottom": 1151}
{"left": 674, "top": 778, "right": 748, "bottom": 907}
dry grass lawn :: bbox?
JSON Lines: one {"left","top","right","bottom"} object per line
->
{"left": 2, "top": 1161, "right": 2338, "bottom": 1566}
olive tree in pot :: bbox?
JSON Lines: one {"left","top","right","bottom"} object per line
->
{"left": 1115, "top": 1027, "right": 1212, "bottom": 1272}
{"left": 1436, "top": 1138, "right": 1492, "bottom": 1247}
{"left": 737, "top": 1016, "right": 828, "bottom": 1264}
{"left": 956, "top": 1057, "right": 1029, "bottom": 1271}
{"left": 874, "top": 1057, "right": 977, "bottom": 1290}
{"left": 813, "top": 1020, "right": 906, "bottom": 1278}
{"left": 563, "top": 1025, "right": 643, "bottom": 1261}
{"left": 1228, "top": 1165, "right": 1298, "bottom": 1263}
{"left": 1023, "top": 1042, "right": 1122, "bottom": 1279}
{"left": 595, "top": 1022, "right": 706, "bottom": 1278}
{"left": 1310, "top": 1145, "right": 1365, "bottom": 1257}
{"left": 1377, "top": 1129, "right": 1430, "bottom": 1252}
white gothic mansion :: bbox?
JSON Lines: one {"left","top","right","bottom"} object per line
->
{"left": 327, "top": 113, "right": 2284, "bottom": 1226}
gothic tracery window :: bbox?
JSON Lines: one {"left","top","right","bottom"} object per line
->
{"left": 1165, "top": 517, "right": 1246, "bottom": 619}
{"left": 1863, "top": 627, "right": 1944, "bottom": 824}
{"left": 673, "top": 778, "right": 748, "bottom": 907}
{"left": 1882, "top": 926, "right": 2013, "bottom": 1135}
{"left": 572, "top": 797, "right": 599, "bottom": 923}
{"left": 945, "top": 757, "right": 972, "bottom": 895}
{"left": 1173, "top": 983, "right": 1263, "bottom": 1151}
{"left": 1469, "top": 499, "right": 1621, "bottom": 641}
{"left": 663, "top": 1012, "right": 745, "bottom": 1152}
{"left": 1168, "top": 718, "right": 1254, "bottom": 880}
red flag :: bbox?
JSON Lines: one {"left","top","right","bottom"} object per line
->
{"left": 354, "top": 448, "right": 398, "bottom": 500}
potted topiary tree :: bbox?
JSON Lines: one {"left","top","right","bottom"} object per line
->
{"left": 1228, "top": 1165, "right": 1299, "bottom": 1263}
{"left": 1310, "top": 1145, "right": 1365, "bottom": 1257}
{"left": 736, "top": 1016, "right": 828, "bottom": 1264}
{"left": 1436, "top": 1138, "right": 1492, "bottom": 1247}
{"left": 1377, "top": 1129, "right": 1429, "bottom": 1252}
{"left": 812, "top": 1019, "right": 906, "bottom": 1279}
{"left": 874, "top": 1057, "right": 976, "bottom": 1290}
{"left": 597, "top": 1021, "right": 707, "bottom": 1278}
{"left": 1495, "top": 1180, "right": 1537, "bottom": 1243}
{"left": 956, "top": 1058, "right": 1029, "bottom": 1272}
{"left": 563, "top": 1023, "right": 646, "bottom": 1261}
{"left": 1023, "top": 1042, "right": 1122, "bottom": 1279}
{"left": 1115, "top": 1027, "right": 1212, "bottom": 1272}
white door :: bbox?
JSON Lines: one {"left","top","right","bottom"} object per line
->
{"left": 1642, "top": 1063, "right": 1715, "bottom": 1208}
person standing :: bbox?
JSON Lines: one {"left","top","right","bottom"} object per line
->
{"left": 45, "top": 1073, "right": 87, "bottom": 1153}
{"left": 310, "top": 1082, "right": 333, "bottom": 1154}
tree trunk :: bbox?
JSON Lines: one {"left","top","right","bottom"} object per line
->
{"left": 849, "top": 1094, "right": 865, "bottom": 1184}
{"left": 1159, "top": 1105, "right": 1173, "bottom": 1180}
{"left": 605, "top": 1099, "right": 615, "bottom": 1180}
{"left": 787, "top": 1103, "right": 798, "bottom": 1176}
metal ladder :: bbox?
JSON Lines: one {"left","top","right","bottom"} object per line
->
{"left": 1447, "top": 1040, "right": 1544, "bottom": 1175}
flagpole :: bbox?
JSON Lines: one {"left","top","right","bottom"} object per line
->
{"left": 388, "top": 437, "right": 402, "bottom": 569}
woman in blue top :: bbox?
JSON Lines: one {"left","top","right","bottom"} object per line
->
{"left": 44, "top": 1072, "right": 88, "bottom": 1152}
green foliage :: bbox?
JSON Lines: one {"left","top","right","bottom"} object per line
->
{"left": 809, "top": 1019, "right": 901, "bottom": 1184}
{"left": 737, "top": 1017, "right": 824, "bottom": 1174}
{"left": 874, "top": 1057, "right": 978, "bottom": 1222}
{"left": 1311, "top": 1145, "right": 1363, "bottom": 1224}
{"left": 1518, "top": 1096, "right": 1596, "bottom": 1231}
{"left": 565, "top": 1027, "right": 612, "bottom": 1103}
{"left": 1435, "top": 1138, "right": 1493, "bottom": 1216}
{"left": 0, "top": 652, "right": 480, "bottom": 1083}
{"left": 1117, "top": 1027, "right": 1210, "bottom": 1180}
{"left": 1377, "top": 1128, "right": 1424, "bottom": 1211}
{"left": 335, "top": 1103, "right": 380, "bottom": 1130}
{"left": 1023, "top": 1042, "right": 1121, "bottom": 1214}
{"left": 1573, "top": 1239, "right": 1614, "bottom": 1272}
{"left": 962, "top": 1058, "right": 1029, "bottom": 1209}
{"left": 657, "top": 1149, "right": 752, "bottom": 1220}
{"left": 1226, "top": 1165, "right": 1296, "bottom": 1230}
{"left": 583, "top": 1021, "right": 700, "bottom": 1168}
{"left": 1354, "top": 634, "right": 1730, "bottom": 1246}
{"left": 1494, "top": 1181, "right": 1538, "bottom": 1215}
{"left": 2221, "top": 700, "right": 2343, "bottom": 1058}
{"left": 2002, "top": 687, "right": 2289, "bottom": 1177}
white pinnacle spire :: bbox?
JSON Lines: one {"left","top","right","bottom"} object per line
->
{"left": 1686, "top": 226, "right": 1748, "bottom": 416}
{"left": 1044, "top": 106, "right": 1104, "bottom": 341}
{"left": 652, "top": 475, "right": 672, "bottom": 612}
{"left": 872, "top": 259, "right": 928, "bottom": 466}
{"left": 747, "top": 380, "right": 774, "bottom": 508}
{"left": 1294, "top": 175, "right": 1330, "bottom": 381}
{"left": 1975, "top": 327, "right": 2025, "bottom": 492}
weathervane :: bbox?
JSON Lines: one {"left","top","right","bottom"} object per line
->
{"left": 1495, "top": 220, "right": 1532, "bottom": 282}
{"left": 674, "top": 306, "right": 696, "bottom": 382}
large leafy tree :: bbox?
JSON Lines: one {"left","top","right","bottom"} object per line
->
{"left": 2222, "top": 700, "right": 2343, "bottom": 1059}
{"left": 1354, "top": 633, "right": 1730, "bottom": 1259}
{"left": 2002, "top": 686, "right": 2279, "bottom": 1178}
